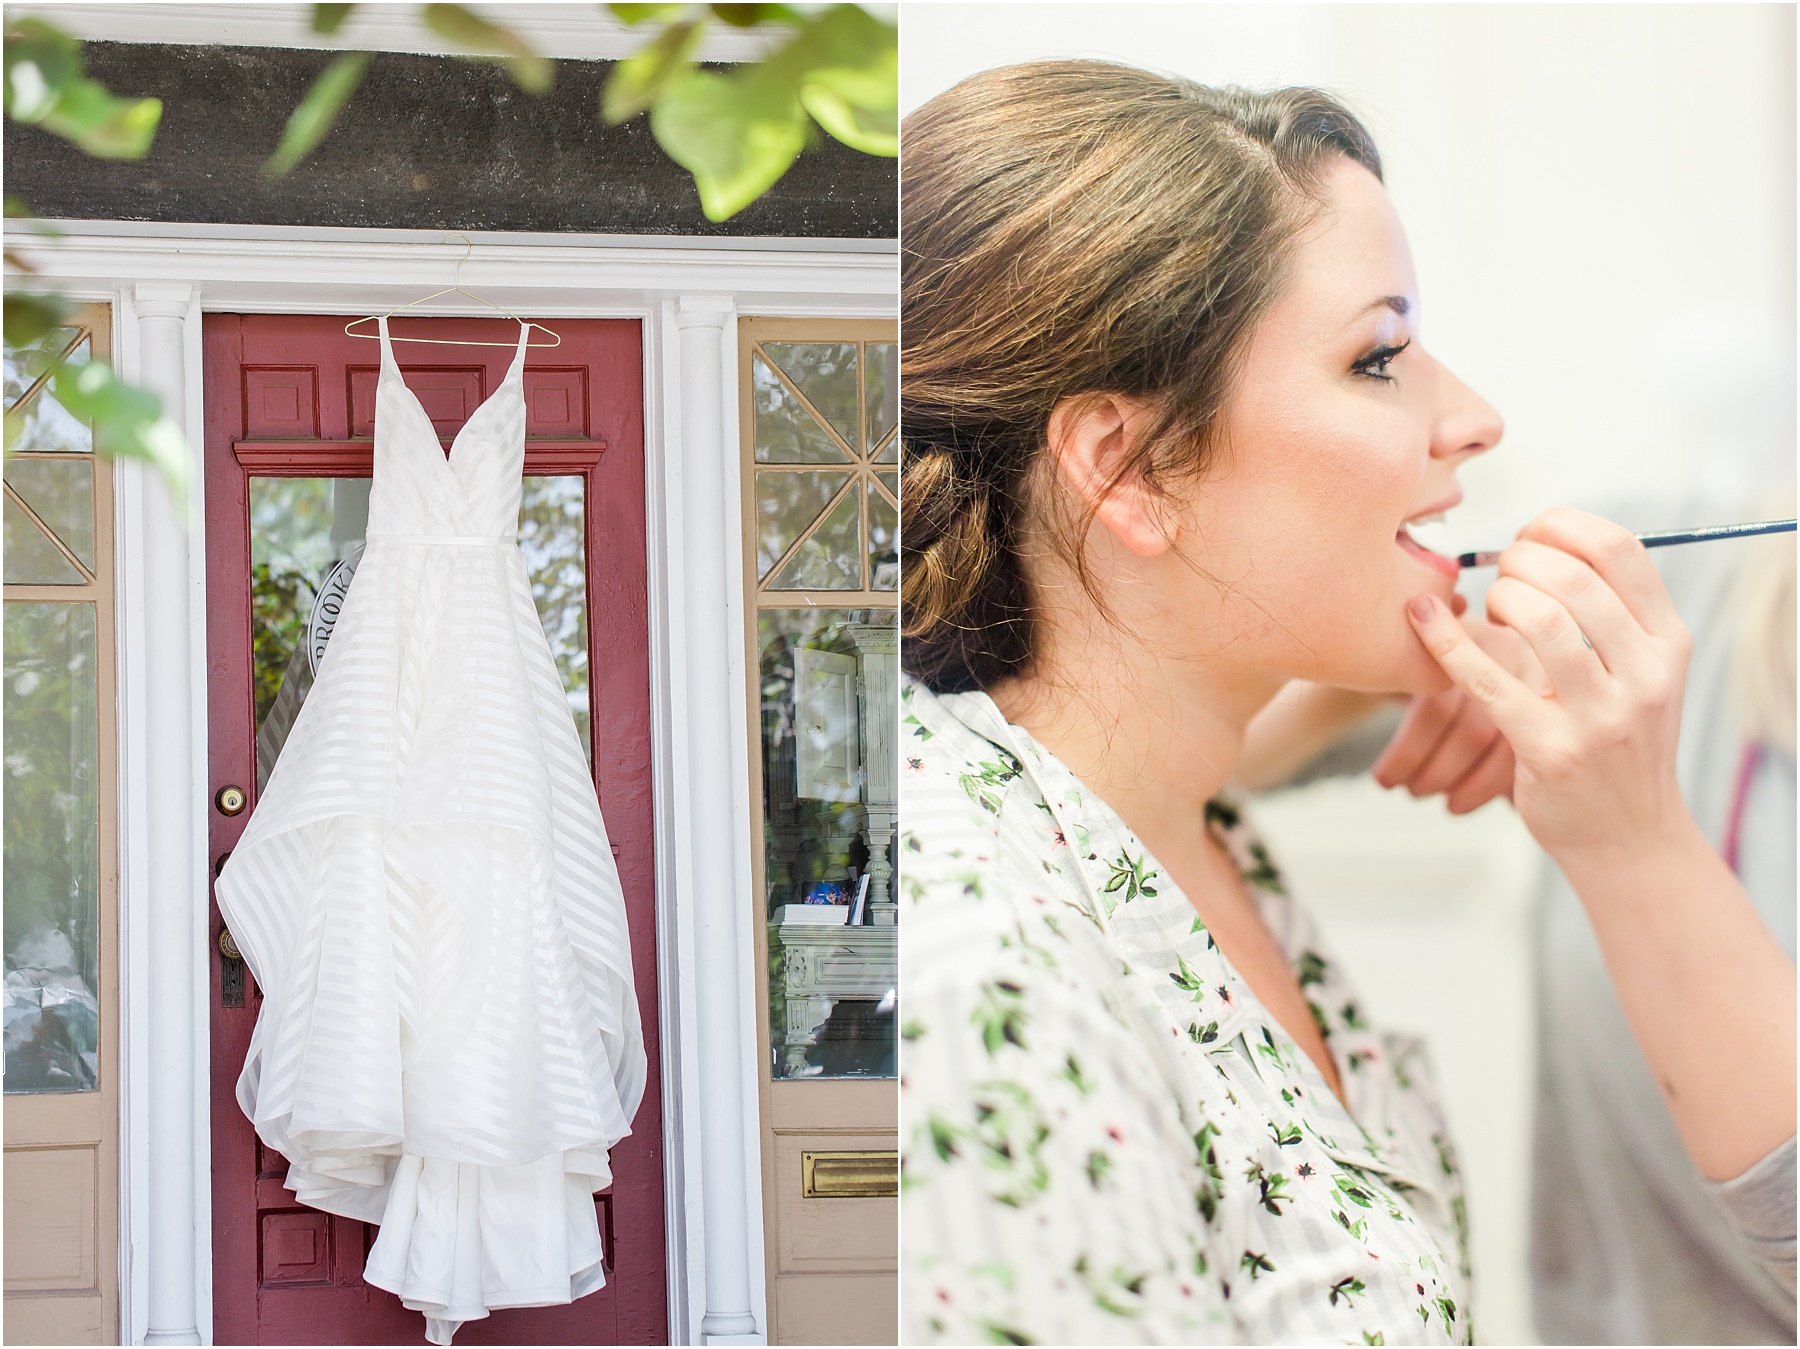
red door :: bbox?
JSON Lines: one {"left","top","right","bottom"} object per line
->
{"left": 202, "top": 314, "right": 665, "bottom": 1345}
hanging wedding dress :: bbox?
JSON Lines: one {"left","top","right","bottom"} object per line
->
{"left": 216, "top": 319, "right": 646, "bottom": 1345}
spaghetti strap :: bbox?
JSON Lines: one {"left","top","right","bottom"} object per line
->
{"left": 508, "top": 319, "right": 531, "bottom": 376}
{"left": 376, "top": 315, "right": 398, "bottom": 380}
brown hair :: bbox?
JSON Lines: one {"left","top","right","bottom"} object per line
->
{"left": 900, "top": 61, "right": 1383, "bottom": 692}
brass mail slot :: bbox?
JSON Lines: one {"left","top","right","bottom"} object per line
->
{"left": 801, "top": 1150, "right": 898, "bottom": 1199}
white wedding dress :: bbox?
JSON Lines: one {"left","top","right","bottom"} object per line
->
{"left": 216, "top": 318, "right": 646, "bottom": 1345}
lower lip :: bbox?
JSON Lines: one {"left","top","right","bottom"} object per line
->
{"left": 1397, "top": 529, "right": 1460, "bottom": 580}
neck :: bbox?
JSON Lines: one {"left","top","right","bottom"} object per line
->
{"left": 988, "top": 609, "right": 1280, "bottom": 844}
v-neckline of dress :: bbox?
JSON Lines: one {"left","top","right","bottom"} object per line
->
{"left": 375, "top": 316, "right": 530, "bottom": 466}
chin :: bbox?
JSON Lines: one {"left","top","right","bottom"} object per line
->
{"left": 1323, "top": 620, "right": 1455, "bottom": 698}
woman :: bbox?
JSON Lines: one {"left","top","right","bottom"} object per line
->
{"left": 897, "top": 61, "right": 1795, "bottom": 1345}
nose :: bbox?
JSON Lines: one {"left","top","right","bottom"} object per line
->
{"left": 1428, "top": 356, "right": 1503, "bottom": 463}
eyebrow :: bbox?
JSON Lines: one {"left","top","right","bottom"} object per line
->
{"left": 1362, "top": 295, "right": 1410, "bottom": 317}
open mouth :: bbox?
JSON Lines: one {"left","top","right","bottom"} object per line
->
{"left": 1396, "top": 510, "right": 1460, "bottom": 580}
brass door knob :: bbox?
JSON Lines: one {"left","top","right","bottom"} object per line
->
{"left": 215, "top": 785, "right": 247, "bottom": 816}
{"left": 218, "top": 928, "right": 242, "bottom": 961}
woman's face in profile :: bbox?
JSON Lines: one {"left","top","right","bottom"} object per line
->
{"left": 1175, "top": 156, "right": 1503, "bottom": 696}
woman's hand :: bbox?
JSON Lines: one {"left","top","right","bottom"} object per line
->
{"left": 1403, "top": 507, "right": 1696, "bottom": 863}
{"left": 1371, "top": 613, "right": 1537, "bottom": 814}
{"left": 1407, "top": 506, "right": 1795, "bottom": 1185}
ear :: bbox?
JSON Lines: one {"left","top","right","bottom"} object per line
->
{"left": 1045, "top": 394, "right": 1175, "bottom": 557}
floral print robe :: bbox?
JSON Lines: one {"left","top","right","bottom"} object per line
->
{"left": 900, "top": 680, "right": 1473, "bottom": 1346}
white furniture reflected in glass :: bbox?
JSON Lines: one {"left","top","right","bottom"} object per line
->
{"left": 766, "top": 620, "right": 898, "bottom": 1077}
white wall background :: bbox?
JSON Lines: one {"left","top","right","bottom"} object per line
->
{"left": 902, "top": 6, "right": 1796, "bottom": 1345}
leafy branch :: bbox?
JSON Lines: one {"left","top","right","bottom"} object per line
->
{"left": 4, "top": 18, "right": 185, "bottom": 501}
{"left": 603, "top": 3, "right": 897, "bottom": 220}
{"left": 272, "top": 2, "right": 897, "bottom": 220}
{"left": 267, "top": 2, "right": 555, "bottom": 174}
{"left": 3, "top": 2, "right": 895, "bottom": 493}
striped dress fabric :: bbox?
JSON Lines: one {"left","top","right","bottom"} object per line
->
{"left": 215, "top": 319, "right": 645, "bottom": 1345}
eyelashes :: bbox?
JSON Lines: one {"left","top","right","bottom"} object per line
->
{"left": 1352, "top": 339, "right": 1412, "bottom": 382}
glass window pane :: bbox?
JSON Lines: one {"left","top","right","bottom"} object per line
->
{"left": 865, "top": 343, "right": 897, "bottom": 452}
{"left": 5, "top": 458, "right": 95, "bottom": 569}
{"left": 769, "top": 484, "right": 862, "bottom": 590}
{"left": 519, "top": 475, "right": 591, "bottom": 765}
{"left": 249, "top": 477, "right": 360, "bottom": 791}
{"left": 754, "top": 356, "right": 850, "bottom": 463}
{"left": 763, "top": 343, "right": 860, "bottom": 452}
{"left": 248, "top": 474, "right": 595, "bottom": 787}
{"left": 868, "top": 479, "right": 897, "bottom": 591}
{"left": 4, "top": 602, "right": 101, "bottom": 1093}
{"left": 4, "top": 329, "right": 85, "bottom": 404}
{"left": 759, "top": 607, "right": 897, "bottom": 1079}
{"left": 4, "top": 494, "right": 86, "bottom": 584}
{"left": 755, "top": 468, "right": 849, "bottom": 581}
{"left": 5, "top": 331, "right": 94, "bottom": 455}
{"left": 873, "top": 428, "right": 898, "bottom": 464}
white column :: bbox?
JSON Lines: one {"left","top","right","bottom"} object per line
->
{"left": 675, "top": 297, "right": 761, "bottom": 1342}
{"left": 129, "top": 282, "right": 204, "bottom": 1347}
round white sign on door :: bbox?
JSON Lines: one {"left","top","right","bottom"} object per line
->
{"left": 307, "top": 543, "right": 365, "bottom": 675}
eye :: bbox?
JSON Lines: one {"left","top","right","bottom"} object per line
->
{"left": 1352, "top": 339, "right": 1411, "bottom": 383}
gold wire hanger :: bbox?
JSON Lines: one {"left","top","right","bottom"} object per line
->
{"left": 344, "top": 233, "right": 562, "bottom": 349}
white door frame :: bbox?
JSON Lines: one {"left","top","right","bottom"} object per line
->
{"left": 5, "top": 218, "right": 896, "bottom": 1347}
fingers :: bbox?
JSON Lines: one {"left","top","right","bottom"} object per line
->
{"left": 1407, "top": 698, "right": 1503, "bottom": 799}
{"left": 1445, "top": 735, "right": 1515, "bottom": 815}
{"left": 1407, "top": 592, "right": 1551, "bottom": 747}
{"left": 1496, "top": 540, "right": 1647, "bottom": 676}
{"left": 1516, "top": 507, "right": 1686, "bottom": 640}
{"left": 1372, "top": 688, "right": 1460, "bottom": 789}
{"left": 1483, "top": 575, "right": 1610, "bottom": 703}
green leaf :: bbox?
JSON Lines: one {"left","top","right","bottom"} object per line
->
{"left": 37, "top": 79, "right": 162, "bottom": 158}
{"left": 264, "top": 51, "right": 369, "bottom": 176}
{"left": 2, "top": 292, "right": 68, "bottom": 347}
{"left": 708, "top": 3, "right": 801, "bottom": 27}
{"left": 608, "top": 3, "right": 692, "bottom": 25}
{"left": 601, "top": 17, "right": 701, "bottom": 123}
{"left": 4, "top": 354, "right": 190, "bottom": 513}
{"left": 799, "top": 78, "right": 895, "bottom": 155}
{"left": 310, "top": 3, "right": 356, "bottom": 36}
{"left": 4, "top": 17, "right": 82, "bottom": 121}
{"left": 6, "top": 17, "right": 162, "bottom": 158}
{"left": 785, "top": 6, "right": 895, "bottom": 154}
{"left": 651, "top": 65, "right": 805, "bottom": 221}
{"left": 63, "top": 362, "right": 190, "bottom": 515}
{"left": 422, "top": 3, "right": 552, "bottom": 94}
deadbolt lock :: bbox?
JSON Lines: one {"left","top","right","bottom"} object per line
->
{"left": 215, "top": 785, "right": 247, "bottom": 816}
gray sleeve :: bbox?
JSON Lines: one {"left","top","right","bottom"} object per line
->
{"left": 1707, "top": 1135, "right": 1797, "bottom": 1294}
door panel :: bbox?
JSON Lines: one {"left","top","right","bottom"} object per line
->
{"left": 739, "top": 319, "right": 899, "bottom": 1344}
{"left": 4, "top": 305, "right": 120, "bottom": 1346}
{"left": 202, "top": 314, "right": 663, "bottom": 1345}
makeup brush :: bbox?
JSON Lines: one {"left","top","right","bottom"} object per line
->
{"left": 1457, "top": 519, "right": 1796, "bottom": 569}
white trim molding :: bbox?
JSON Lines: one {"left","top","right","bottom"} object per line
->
{"left": 7, "top": 220, "right": 895, "bottom": 1347}
{"left": 36, "top": 3, "right": 797, "bottom": 62}
{"left": 671, "top": 296, "right": 764, "bottom": 1345}
{"left": 114, "top": 280, "right": 211, "bottom": 1346}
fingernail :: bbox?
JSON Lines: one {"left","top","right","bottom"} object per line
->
{"left": 1408, "top": 594, "right": 1436, "bottom": 623}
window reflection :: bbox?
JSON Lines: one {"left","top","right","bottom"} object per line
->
{"left": 3, "top": 603, "right": 101, "bottom": 1092}
{"left": 760, "top": 608, "right": 898, "bottom": 1079}
{"left": 248, "top": 474, "right": 593, "bottom": 790}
